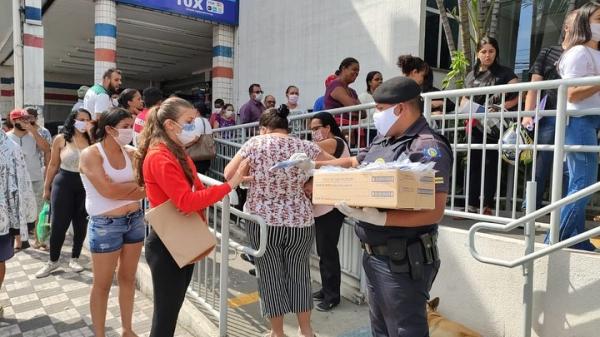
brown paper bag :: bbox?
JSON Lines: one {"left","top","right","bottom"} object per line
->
{"left": 145, "top": 200, "right": 216, "bottom": 268}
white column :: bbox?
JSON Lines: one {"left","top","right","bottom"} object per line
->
{"left": 94, "top": 0, "right": 117, "bottom": 84}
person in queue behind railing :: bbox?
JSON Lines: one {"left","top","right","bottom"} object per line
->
{"left": 461, "top": 36, "right": 519, "bottom": 216}
{"left": 78, "top": 108, "right": 146, "bottom": 337}
{"left": 303, "top": 112, "right": 350, "bottom": 312}
{"left": 325, "top": 57, "right": 364, "bottom": 145}
{"left": 118, "top": 88, "right": 143, "bottom": 120}
{"left": 135, "top": 97, "right": 249, "bottom": 337}
{"left": 313, "top": 74, "right": 338, "bottom": 112}
{"left": 521, "top": 11, "right": 577, "bottom": 211}
{"left": 358, "top": 71, "right": 383, "bottom": 143}
{"left": 553, "top": 2, "right": 600, "bottom": 251}
{"left": 224, "top": 105, "right": 334, "bottom": 337}
{"left": 35, "top": 108, "right": 93, "bottom": 279}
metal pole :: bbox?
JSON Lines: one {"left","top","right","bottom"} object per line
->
{"left": 12, "top": 0, "right": 23, "bottom": 108}
{"left": 218, "top": 196, "right": 231, "bottom": 337}
{"left": 523, "top": 181, "right": 536, "bottom": 337}
{"left": 549, "top": 85, "right": 567, "bottom": 244}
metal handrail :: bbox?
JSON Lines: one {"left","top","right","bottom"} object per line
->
{"left": 469, "top": 181, "right": 600, "bottom": 268}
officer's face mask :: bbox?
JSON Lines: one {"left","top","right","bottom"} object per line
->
{"left": 373, "top": 104, "right": 400, "bottom": 136}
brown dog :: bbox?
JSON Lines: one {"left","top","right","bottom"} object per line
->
{"left": 427, "top": 297, "right": 483, "bottom": 337}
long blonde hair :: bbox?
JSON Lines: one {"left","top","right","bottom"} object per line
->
{"left": 134, "top": 97, "right": 195, "bottom": 187}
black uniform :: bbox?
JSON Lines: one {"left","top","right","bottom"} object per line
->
{"left": 355, "top": 116, "right": 453, "bottom": 337}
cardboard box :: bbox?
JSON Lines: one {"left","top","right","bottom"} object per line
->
{"left": 312, "top": 169, "right": 435, "bottom": 209}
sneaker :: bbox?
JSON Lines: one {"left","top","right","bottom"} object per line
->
{"left": 69, "top": 258, "right": 84, "bottom": 273}
{"left": 315, "top": 300, "right": 339, "bottom": 312}
{"left": 312, "top": 290, "right": 324, "bottom": 300}
{"left": 35, "top": 261, "right": 59, "bottom": 278}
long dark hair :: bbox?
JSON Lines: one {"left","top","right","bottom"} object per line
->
{"left": 91, "top": 108, "right": 132, "bottom": 142}
{"left": 365, "top": 71, "right": 382, "bottom": 94}
{"left": 134, "top": 97, "right": 196, "bottom": 187}
{"left": 260, "top": 104, "right": 289, "bottom": 131}
{"left": 311, "top": 112, "right": 345, "bottom": 143}
{"left": 563, "top": 3, "right": 600, "bottom": 50}
{"left": 63, "top": 108, "right": 92, "bottom": 143}
{"left": 118, "top": 88, "right": 139, "bottom": 109}
{"left": 474, "top": 36, "right": 501, "bottom": 73}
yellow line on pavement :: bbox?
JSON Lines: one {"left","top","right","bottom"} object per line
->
{"left": 228, "top": 291, "right": 260, "bottom": 308}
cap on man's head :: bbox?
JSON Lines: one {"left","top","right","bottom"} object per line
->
{"left": 373, "top": 76, "right": 421, "bottom": 104}
{"left": 9, "top": 108, "right": 28, "bottom": 120}
{"left": 77, "top": 86, "right": 89, "bottom": 99}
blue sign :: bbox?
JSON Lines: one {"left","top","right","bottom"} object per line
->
{"left": 117, "top": 0, "right": 238, "bottom": 26}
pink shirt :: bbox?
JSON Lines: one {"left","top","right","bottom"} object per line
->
{"left": 239, "top": 135, "right": 321, "bottom": 227}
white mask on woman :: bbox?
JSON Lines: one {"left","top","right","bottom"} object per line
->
{"left": 74, "top": 120, "right": 87, "bottom": 133}
{"left": 288, "top": 94, "right": 299, "bottom": 104}
{"left": 373, "top": 104, "right": 399, "bottom": 137}
{"left": 177, "top": 122, "right": 197, "bottom": 145}
{"left": 225, "top": 109, "right": 235, "bottom": 118}
{"left": 113, "top": 128, "right": 134, "bottom": 146}
{"left": 312, "top": 129, "right": 325, "bottom": 142}
{"left": 591, "top": 23, "right": 600, "bottom": 41}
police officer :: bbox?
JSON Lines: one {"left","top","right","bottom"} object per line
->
{"left": 290, "top": 76, "right": 452, "bottom": 337}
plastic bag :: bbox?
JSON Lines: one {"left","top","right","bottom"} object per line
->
{"left": 36, "top": 202, "right": 51, "bottom": 243}
{"left": 501, "top": 123, "right": 533, "bottom": 165}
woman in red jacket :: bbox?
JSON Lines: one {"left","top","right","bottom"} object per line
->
{"left": 135, "top": 97, "right": 248, "bottom": 337}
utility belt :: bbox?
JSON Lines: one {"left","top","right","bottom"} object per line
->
{"left": 361, "top": 232, "right": 439, "bottom": 281}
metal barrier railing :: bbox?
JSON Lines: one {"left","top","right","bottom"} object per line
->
{"left": 188, "top": 174, "right": 267, "bottom": 337}
{"left": 421, "top": 76, "right": 600, "bottom": 337}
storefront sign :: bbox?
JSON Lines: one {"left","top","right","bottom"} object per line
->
{"left": 117, "top": 0, "right": 238, "bottom": 25}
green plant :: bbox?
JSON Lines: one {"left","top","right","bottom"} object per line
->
{"left": 442, "top": 50, "right": 470, "bottom": 89}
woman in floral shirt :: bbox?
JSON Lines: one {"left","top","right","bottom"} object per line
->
{"left": 225, "top": 105, "right": 331, "bottom": 337}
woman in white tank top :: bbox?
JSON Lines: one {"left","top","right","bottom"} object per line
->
{"left": 79, "top": 108, "right": 146, "bottom": 337}
{"left": 553, "top": 3, "right": 600, "bottom": 251}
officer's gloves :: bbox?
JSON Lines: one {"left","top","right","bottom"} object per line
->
{"left": 289, "top": 153, "right": 316, "bottom": 174}
{"left": 336, "top": 202, "right": 387, "bottom": 226}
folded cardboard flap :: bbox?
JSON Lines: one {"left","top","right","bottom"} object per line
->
{"left": 312, "top": 169, "right": 435, "bottom": 209}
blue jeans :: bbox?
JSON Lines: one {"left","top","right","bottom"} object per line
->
{"left": 88, "top": 209, "right": 146, "bottom": 253}
{"left": 532, "top": 117, "right": 569, "bottom": 210}
{"left": 545, "top": 116, "right": 600, "bottom": 250}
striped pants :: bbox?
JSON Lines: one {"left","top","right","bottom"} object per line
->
{"left": 247, "top": 223, "right": 314, "bottom": 318}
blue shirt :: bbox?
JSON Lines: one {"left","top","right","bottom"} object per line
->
{"left": 313, "top": 96, "right": 325, "bottom": 112}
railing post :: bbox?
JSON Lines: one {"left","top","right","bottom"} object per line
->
{"left": 423, "top": 96, "right": 432, "bottom": 124}
{"left": 218, "top": 196, "right": 231, "bottom": 337}
{"left": 523, "top": 181, "right": 536, "bottom": 337}
{"left": 549, "top": 84, "right": 568, "bottom": 244}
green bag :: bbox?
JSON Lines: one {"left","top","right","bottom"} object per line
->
{"left": 36, "top": 202, "right": 52, "bottom": 243}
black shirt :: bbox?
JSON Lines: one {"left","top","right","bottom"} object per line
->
{"left": 354, "top": 116, "right": 453, "bottom": 245}
{"left": 530, "top": 45, "right": 563, "bottom": 110}
{"left": 465, "top": 64, "right": 518, "bottom": 106}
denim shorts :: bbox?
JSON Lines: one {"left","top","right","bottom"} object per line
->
{"left": 88, "top": 209, "right": 146, "bottom": 253}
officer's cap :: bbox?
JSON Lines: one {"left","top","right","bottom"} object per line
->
{"left": 373, "top": 76, "right": 421, "bottom": 104}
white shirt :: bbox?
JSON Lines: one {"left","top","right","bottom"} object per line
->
{"left": 7, "top": 130, "right": 48, "bottom": 181}
{"left": 558, "top": 45, "right": 600, "bottom": 115}
{"left": 83, "top": 84, "right": 115, "bottom": 119}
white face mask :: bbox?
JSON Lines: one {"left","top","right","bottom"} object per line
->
{"left": 225, "top": 109, "right": 235, "bottom": 118}
{"left": 176, "top": 121, "right": 197, "bottom": 145}
{"left": 288, "top": 94, "right": 299, "bottom": 104}
{"left": 591, "top": 23, "right": 600, "bottom": 41}
{"left": 113, "top": 128, "right": 134, "bottom": 146}
{"left": 373, "top": 104, "right": 399, "bottom": 137}
{"left": 74, "top": 120, "right": 87, "bottom": 133}
{"left": 255, "top": 93, "right": 263, "bottom": 101}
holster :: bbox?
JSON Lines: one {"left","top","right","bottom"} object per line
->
{"left": 386, "top": 238, "right": 409, "bottom": 273}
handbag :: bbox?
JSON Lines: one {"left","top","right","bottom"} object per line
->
{"left": 186, "top": 118, "right": 216, "bottom": 161}
{"left": 145, "top": 200, "right": 216, "bottom": 268}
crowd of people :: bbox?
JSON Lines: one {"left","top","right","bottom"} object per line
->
{"left": 1, "top": 2, "right": 600, "bottom": 337}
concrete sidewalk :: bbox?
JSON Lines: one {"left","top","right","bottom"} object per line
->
{"left": 0, "top": 236, "right": 194, "bottom": 337}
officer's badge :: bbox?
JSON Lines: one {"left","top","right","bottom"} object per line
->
{"left": 423, "top": 146, "right": 440, "bottom": 159}
{"left": 375, "top": 158, "right": 386, "bottom": 164}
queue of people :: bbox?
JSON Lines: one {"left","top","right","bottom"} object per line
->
{"left": 2, "top": 4, "right": 600, "bottom": 336}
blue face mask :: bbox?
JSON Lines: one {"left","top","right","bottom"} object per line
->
{"left": 176, "top": 121, "right": 197, "bottom": 145}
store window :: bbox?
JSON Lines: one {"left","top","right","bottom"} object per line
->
{"left": 425, "top": 0, "right": 459, "bottom": 70}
